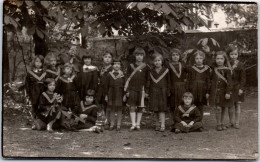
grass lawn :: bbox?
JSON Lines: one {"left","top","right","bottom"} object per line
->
{"left": 2, "top": 96, "right": 258, "bottom": 160}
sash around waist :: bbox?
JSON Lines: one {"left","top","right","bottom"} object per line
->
{"left": 150, "top": 86, "right": 167, "bottom": 90}
{"left": 173, "top": 82, "right": 186, "bottom": 84}
{"left": 191, "top": 80, "right": 206, "bottom": 83}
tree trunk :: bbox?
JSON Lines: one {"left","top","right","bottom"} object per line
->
{"left": 33, "top": 9, "right": 48, "bottom": 57}
{"left": 81, "top": 36, "right": 87, "bottom": 48}
{"left": 3, "top": 30, "right": 9, "bottom": 84}
{"left": 33, "top": 33, "right": 47, "bottom": 56}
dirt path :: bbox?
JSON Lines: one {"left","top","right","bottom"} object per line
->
{"left": 2, "top": 96, "right": 258, "bottom": 160}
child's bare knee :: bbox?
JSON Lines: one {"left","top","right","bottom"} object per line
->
{"left": 228, "top": 106, "right": 235, "bottom": 113}
{"left": 129, "top": 106, "right": 136, "bottom": 112}
{"left": 136, "top": 107, "right": 143, "bottom": 113}
{"left": 215, "top": 106, "right": 221, "bottom": 112}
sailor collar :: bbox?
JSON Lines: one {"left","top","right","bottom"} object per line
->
{"left": 109, "top": 70, "right": 124, "bottom": 80}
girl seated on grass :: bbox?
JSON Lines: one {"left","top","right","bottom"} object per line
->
{"left": 173, "top": 92, "right": 203, "bottom": 133}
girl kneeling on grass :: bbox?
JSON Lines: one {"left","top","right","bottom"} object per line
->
{"left": 36, "top": 78, "right": 63, "bottom": 131}
{"left": 173, "top": 92, "right": 203, "bottom": 133}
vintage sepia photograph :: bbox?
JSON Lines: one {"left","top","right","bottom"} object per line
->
{"left": 2, "top": 1, "right": 258, "bottom": 160}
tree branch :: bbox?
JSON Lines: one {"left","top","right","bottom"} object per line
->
{"left": 15, "top": 33, "right": 27, "bottom": 74}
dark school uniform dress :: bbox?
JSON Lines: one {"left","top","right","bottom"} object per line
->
{"left": 186, "top": 65, "right": 211, "bottom": 106}
{"left": 167, "top": 62, "right": 188, "bottom": 109}
{"left": 78, "top": 65, "right": 98, "bottom": 100}
{"left": 230, "top": 61, "right": 246, "bottom": 103}
{"left": 125, "top": 63, "right": 150, "bottom": 107}
{"left": 75, "top": 102, "right": 98, "bottom": 129}
{"left": 45, "top": 66, "right": 61, "bottom": 81}
{"left": 96, "top": 65, "right": 113, "bottom": 105}
{"left": 105, "top": 70, "right": 125, "bottom": 109}
{"left": 25, "top": 68, "right": 46, "bottom": 117}
{"left": 37, "top": 92, "right": 60, "bottom": 124}
{"left": 173, "top": 105, "right": 203, "bottom": 132}
{"left": 149, "top": 67, "right": 170, "bottom": 112}
{"left": 209, "top": 67, "right": 233, "bottom": 107}
{"left": 56, "top": 75, "right": 81, "bottom": 114}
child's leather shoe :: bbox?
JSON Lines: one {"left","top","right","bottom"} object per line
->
{"left": 159, "top": 127, "right": 165, "bottom": 132}
{"left": 175, "top": 129, "right": 181, "bottom": 134}
{"left": 47, "top": 124, "right": 53, "bottom": 132}
{"left": 221, "top": 124, "right": 227, "bottom": 130}
{"left": 234, "top": 124, "right": 240, "bottom": 129}
{"left": 104, "top": 124, "right": 109, "bottom": 130}
{"left": 216, "top": 125, "right": 222, "bottom": 131}
{"left": 129, "top": 126, "right": 135, "bottom": 132}
{"left": 109, "top": 125, "right": 114, "bottom": 131}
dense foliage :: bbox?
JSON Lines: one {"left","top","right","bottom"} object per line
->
{"left": 3, "top": 1, "right": 257, "bottom": 83}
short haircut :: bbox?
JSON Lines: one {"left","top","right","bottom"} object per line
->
{"left": 62, "top": 62, "right": 74, "bottom": 73}
{"left": 32, "top": 55, "right": 44, "bottom": 68}
{"left": 215, "top": 51, "right": 229, "bottom": 66}
{"left": 86, "top": 89, "right": 95, "bottom": 96}
{"left": 82, "top": 55, "right": 92, "bottom": 61}
{"left": 44, "top": 53, "right": 57, "bottom": 67}
{"left": 112, "top": 58, "right": 121, "bottom": 65}
{"left": 227, "top": 48, "right": 239, "bottom": 57}
{"left": 103, "top": 51, "right": 113, "bottom": 57}
{"left": 194, "top": 50, "right": 205, "bottom": 59}
{"left": 133, "top": 47, "right": 145, "bottom": 55}
{"left": 152, "top": 52, "right": 163, "bottom": 61}
{"left": 170, "top": 48, "right": 181, "bottom": 56}
{"left": 44, "top": 78, "right": 56, "bottom": 86}
{"left": 182, "top": 92, "right": 193, "bottom": 99}
{"left": 181, "top": 92, "right": 194, "bottom": 105}
{"left": 226, "top": 44, "right": 239, "bottom": 55}
{"left": 215, "top": 51, "right": 227, "bottom": 57}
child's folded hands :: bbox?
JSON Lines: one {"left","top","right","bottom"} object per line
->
{"left": 225, "top": 93, "right": 231, "bottom": 99}
{"left": 180, "top": 121, "right": 188, "bottom": 127}
{"left": 206, "top": 93, "right": 210, "bottom": 99}
{"left": 80, "top": 114, "right": 88, "bottom": 119}
{"left": 239, "top": 89, "right": 243, "bottom": 95}
{"left": 188, "top": 121, "right": 194, "bottom": 127}
{"left": 123, "top": 95, "right": 127, "bottom": 102}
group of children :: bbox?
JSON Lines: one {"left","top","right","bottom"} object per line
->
{"left": 25, "top": 45, "right": 245, "bottom": 133}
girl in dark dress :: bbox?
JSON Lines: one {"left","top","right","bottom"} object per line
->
{"left": 56, "top": 63, "right": 81, "bottom": 114}
{"left": 186, "top": 50, "right": 211, "bottom": 118}
{"left": 25, "top": 55, "right": 46, "bottom": 129}
{"left": 209, "top": 51, "right": 232, "bottom": 131}
{"left": 173, "top": 92, "right": 203, "bottom": 133}
{"left": 44, "top": 53, "right": 61, "bottom": 81}
{"left": 124, "top": 47, "right": 150, "bottom": 131}
{"left": 37, "top": 78, "right": 63, "bottom": 131}
{"left": 167, "top": 48, "right": 188, "bottom": 130}
{"left": 149, "top": 53, "right": 170, "bottom": 132}
{"left": 227, "top": 49, "right": 246, "bottom": 129}
{"left": 78, "top": 55, "right": 98, "bottom": 100}
{"left": 105, "top": 58, "right": 125, "bottom": 131}
{"left": 95, "top": 52, "right": 113, "bottom": 129}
